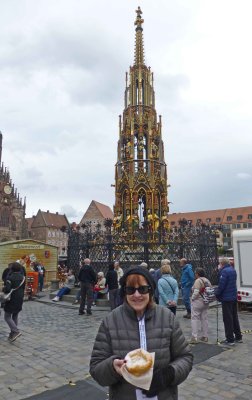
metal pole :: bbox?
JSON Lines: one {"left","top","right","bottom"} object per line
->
{"left": 216, "top": 302, "right": 220, "bottom": 344}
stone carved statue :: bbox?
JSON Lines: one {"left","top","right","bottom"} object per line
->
{"left": 125, "top": 140, "right": 132, "bottom": 158}
{"left": 151, "top": 141, "right": 159, "bottom": 158}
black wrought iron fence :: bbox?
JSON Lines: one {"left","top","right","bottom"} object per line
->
{"left": 65, "top": 220, "right": 220, "bottom": 285}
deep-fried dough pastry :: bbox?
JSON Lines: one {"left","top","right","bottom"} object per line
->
{"left": 125, "top": 348, "right": 153, "bottom": 376}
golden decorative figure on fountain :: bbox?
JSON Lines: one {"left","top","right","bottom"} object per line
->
{"left": 161, "top": 211, "right": 170, "bottom": 231}
{"left": 153, "top": 210, "right": 160, "bottom": 232}
{"left": 113, "top": 212, "right": 122, "bottom": 231}
{"left": 147, "top": 209, "right": 153, "bottom": 232}
{"left": 132, "top": 209, "right": 139, "bottom": 230}
{"left": 126, "top": 209, "right": 132, "bottom": 231}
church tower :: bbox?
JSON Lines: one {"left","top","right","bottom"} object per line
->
{"left": 113, "top": 7, "right": 169, "bottom": 235}
{"left": 0, "top": 132, "right": 27, "bottom": 241}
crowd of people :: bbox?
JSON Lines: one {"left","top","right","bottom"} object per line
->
{"left": 1, "top": 254, "right": 242, "bottom": 398}
{"left": 53, "top": 256, "right": 242, "bottom": 350}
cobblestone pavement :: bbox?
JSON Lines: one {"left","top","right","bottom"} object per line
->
{"left": 0, "top": 299, "right": 251, "bottom": 400}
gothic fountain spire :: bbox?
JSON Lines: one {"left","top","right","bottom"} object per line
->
{"left": 113, "top": 7, "right": 170, "bottom": 238}
{"left": 134, "top": 6, "right": 145, "bottom": 66}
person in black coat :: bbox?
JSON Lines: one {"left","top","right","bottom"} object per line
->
{"left": 2, "top": 263, "right": 12, "bottom": 284}
{"left": 78, "top": 258, "right": 97, "bottom": 316}
{"left": 3, "top": 262, "right": 25, "bottom": 342}
{"left": 106, "top": 263, "right": 119, "bottom": 310}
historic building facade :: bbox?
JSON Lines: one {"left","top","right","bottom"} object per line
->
{"left": 169, "top": 206, "right": 252, "bottom": 250}
{"left": 27, "top": 210, "right": 69, "bottom": 258}
{"left": 79, "top": 200, "right": 113, "bottom": 232}
{"left": 113, "top": 8, "right": 169, "bottom": 235}
{"left": 0, "top": 132, "right": 27, "bottom": 242}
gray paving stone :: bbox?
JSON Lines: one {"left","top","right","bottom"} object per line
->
{"left": 0, "top": 301, "right": 252, "bottom": 400}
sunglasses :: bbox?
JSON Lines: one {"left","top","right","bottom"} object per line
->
{"left": 125, "top": 285, "right": 151, "bottom": 295}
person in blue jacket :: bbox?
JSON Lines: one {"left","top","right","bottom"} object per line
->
{"left": 215, "top": 257, "right": 242, "bottom": 346}
{"left": 180, "top": 258, "right": 195, "bottom": 319}
{"left": 158, "top": 260, "right": 179, "bottom": 314}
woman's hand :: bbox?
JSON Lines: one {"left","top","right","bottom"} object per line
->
{"left": 167, "top": 300, "right": 176, "bottom": 306}
{"left": 113, "top": 359, "right": 125, "bottom": 375}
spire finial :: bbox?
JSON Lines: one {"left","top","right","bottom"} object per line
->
{"left": 135, "top": 6, "right": 144, "bottom": 30}
{"left": 134, "top": 6, "right": 145, "bottom": 66}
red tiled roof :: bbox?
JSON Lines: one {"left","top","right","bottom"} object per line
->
{"left": 93, "top": 201, "right": 113, "bottom": 219}
{"left": 39, "top": 211, "right": 69, "bottom": 228}
{"left": 169, "top": 206, "right": 252, "bottom": 225}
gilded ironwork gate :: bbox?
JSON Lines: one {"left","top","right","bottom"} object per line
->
{"left": 65, "top": 220, "right": 219, "bottom": 284}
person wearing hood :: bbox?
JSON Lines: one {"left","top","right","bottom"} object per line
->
{"left": 90, "top": 266, "right": 193, "bottom": 400}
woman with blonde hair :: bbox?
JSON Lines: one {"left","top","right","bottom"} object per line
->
{"left": 158, "top": 259, "right": 179, "bottom": 314}
{"left": 93, "top": 271, "right": 107, "bottom": 303}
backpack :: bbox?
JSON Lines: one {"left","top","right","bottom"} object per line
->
{"left": 199, "top": 278, "right": 216, "bottom": 304}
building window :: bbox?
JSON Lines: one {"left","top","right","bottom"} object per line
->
{"left": 222, "top": 224, "right": 230, "bottom": 230}
{"left": 206, "top": 218, "right": 211, "bottom": 223}
{"left": 243, "top": 223, "right": 248, "bottom": 228}
{"left": 237, "top": 215, "right": 243, "bottom": 221}
{"left": 232, "top": 224, "right": 237, "bottom": 229}
{"left": 0, "top": 209, "right": 10, "bottom": 227}
{"left": 11, "top": 216, "right": 16, "bottom": 231}
{"left": 197, "top": 219, "right": 201, "bottom": 223}
{"left": 227, "top": 216, "right": 232, "bottom": 221}
{"left": 248, "top": 214, "right": 252, "bottom": 219}
{"left": 216, "top": 217, "right": 221, "bottom": 222}
{"left": 236, "top": 224, "right": 241, "bottom": 228}
{"left": 48, "top": 231, "right": 51, "bottom": 237}
{"left": 248, "top": 223, "right": 252, "bottom": 228}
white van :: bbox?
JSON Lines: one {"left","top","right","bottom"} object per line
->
{"left": 232, "top": 229, "right": 252, "bottom": 304}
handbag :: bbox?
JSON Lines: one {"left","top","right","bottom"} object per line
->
{"left": 100, "top": 286, "right": 109, "bottom": 294}
{"left": 0, "top": 276, "right": 25, "bottom": 304}
{"left": 0, "top": 290, "right": 13, "bottom": 303}
{"left": 199, "top": 278, "right": 216, "bottom": 304}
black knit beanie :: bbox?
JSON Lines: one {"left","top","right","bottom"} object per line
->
{"left": 119, "top": 266, "right": 156, "bottom": 298}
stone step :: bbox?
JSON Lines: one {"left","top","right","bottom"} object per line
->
{"left": 96, "top": 298, "right": 110, "bottom": 307}
{"left": 49, "top": 288, "right": 184, "bottom": 307}
{"left": 49, "top": 291, "right": 110, "bottom": 307}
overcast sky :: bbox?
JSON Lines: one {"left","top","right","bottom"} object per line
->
{"left": 1, "top": 0, "right": 251, "bottom": 222}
